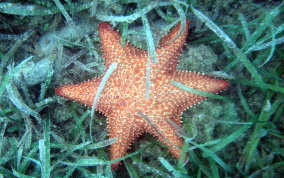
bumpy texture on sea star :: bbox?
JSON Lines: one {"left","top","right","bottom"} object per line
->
{"left": 56, "top": 20, "right": 229, "bottom": 170}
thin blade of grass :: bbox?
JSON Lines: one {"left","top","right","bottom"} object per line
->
{"left": 90, "top": 0, "right": 98, "bottom": 16}
{"left": 140, "top": 14, "right": 155, "bottom": 99}
{"left": 0, "top": 2, "right": 58, "bottom": 15}
{"left": 203, "top": 124, "right": 251, "bottom": 158}
{"left": 237, "top": 85, "right": 256, "bottom": 118}
{"left": 12, "top": 169, "right": 36, "bottom": 178}
{"left": 135, "top": 162, "right": 171, "bottom": 178}
{"left": 171, "top": 4, "right": 187, "bottom": 44}
{"left": 96, "top": 2, "right": 173, "bottom": 23}
{"left": 38, "top": 61, "right": 54, "bottom": 101}
{"left": 124, "top": 159, "right": 140, "bottom": 178}
{"left": 51, "top": 141, "right": 92, "bottom": 170}
{"left": 145, "top": 51, "right": 151, "bottom": 99}
{"left": 187, "top": 139, "right": 222, "bottom": 151}
{"left": 187, "top": 150, "right": 212, "bottom": 177}
{"left": 39, "top": 117, "right": 51, "bottom": 178}
{"left": 0, "top": 143, "right": 17, "bottom": 165}
{"left": 105, "top": 164, "right": 113, "bottom": 178}
{"left": 172, "top": 81, "right": 228, "bottom": 100}
{"left": 6, "top": 82, "right": 41, "bottom": 122}
{"left": 251, "top": 36, "right": 284, "bottom": 51}
{"left": 178, "top": 142, "right": 189, "bottom": 169}
{"left": 63, "top": 166, "right": 77, "bottom": 178}
{"left": 85, "top": 138, "right": 118, "bottom": 150}
{"left": 241, "top": 95, "right": 284, "bottom": 172}
{"left": 233, "top": 79, "right": 284, "bottom": 93}
{"left": 242, "top": 4, "right": 282, "bottom": 51}
{"left": 246, "top": 22, "right": 284, "bottom": 52}
{"left": 209, "top": 158, "right": 220, "bottom": 178}
{"left": 188, "top": 141, "right": 232, "bottom": 172}
{"left": 60, "top": 144, "right": 149, "bottom": 167}
{"left": 70, "top": 109, "right": 89, "bottom": 139}
{"left": 191, "top": 5, "right": 236, "bottom": 49}
{"left": 239, "top": 13, "right": 250, "bottom": 40}
{"left": 232, "top": 48, "right": 264, "bottom": 86}
{"left": 248, "top": 161, "right": 284, "bottom": 178}
{"left": 18, "top": 147, "right": 38, "bottom": 173}
{"left": 0, "top": 56, "right": 33, "bottom": 101}
{"left": 258, "top": 26, "right": 276, "bottom": 67}
{"left": 0, "top": 166, "right": 13, "bottom": 177}
{"left": 85, "top": 34, "right": 102, "bottom": 63}
{"left": 53, "top": 0, "right": 73, "bottom": 25}
{"left": 16, "top": 145, "right": 24, "bottom": 169}
{"left": 159, "top": 157, "right": 184, "bottom": 177}
{"left": 1, "top": 30, "right": 33, "bottom": 71}
{"left": 158, "top": 157, "right": 175, "bottom": 172}
{"left": 141, "top": 15, "right": 157, "bottom": 64}
{"left": 91, "top": 62, "right": 117, "bottom": 115}
{"left": 90, "top": 62, "right": 117, "bottom": 142}
{"left": 0, "top": 2, "right": 92, "bottom": 16}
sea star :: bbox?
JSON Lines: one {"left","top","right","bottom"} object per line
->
{"left": 55, "top": 20, "right": 229, "bottom": 169}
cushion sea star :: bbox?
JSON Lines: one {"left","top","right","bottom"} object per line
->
{"left": 55, "top": 20, "right": 229, "bottom": 169}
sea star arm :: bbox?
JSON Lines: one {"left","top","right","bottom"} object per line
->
{"left": 98, "top": 22, "right": 146, "bottom": 69}
{"left": 173, "top": 71, "right": 229, "bottom": 94}
{"left": 156, "top": 20, "right": 190, "bottom": 74}
{"left": 151, "top": 71, "right": 229, "bottom": 126}
{"left": 107, "top": 114, "right": 144, "bottom": 170}
{"left": 55, "top": 77, "right": 102, "bottom": 107}
{"left": 145, "top": 115, "right": 184, "bottom": 159}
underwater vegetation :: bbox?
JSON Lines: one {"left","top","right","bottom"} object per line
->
{"left": 0, "top": 0, "right": 283, "bottom": 177}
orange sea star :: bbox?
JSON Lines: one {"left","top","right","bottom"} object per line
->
{"left": 55, "top": 20, "right": 229, "bottom": 169}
